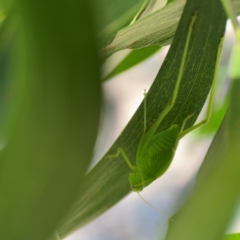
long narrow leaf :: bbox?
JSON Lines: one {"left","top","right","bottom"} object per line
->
{"left": 225, "top": 233, "right": 240, "bottom": 240}
{"left": 103, "top": 46, "right": 161, "bottom": 81}
{"left": 0, "top": 1, "right": 101, "bottom": 239}
{"left": 57, "top": 0, "right": 227, "bottom": 237}
{"left": 102, "top": 0, "right": 240, "bottom": 58}
{"left": 165, "top": 80, "right": 240, "bottom": 240}
{"left": 96, "top": 0, "right": 146, "bottom": 48}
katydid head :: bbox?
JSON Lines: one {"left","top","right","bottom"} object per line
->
{"left": 131, "top": 184, "right": 144, "bottom": 192}
{"left": 129, "top": 171, "right": 155, "bottom": 192}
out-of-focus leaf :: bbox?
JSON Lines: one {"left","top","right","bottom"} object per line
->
{"left": 0, "top": 0, "right": 146, "bottom": 56}
{"left": 95, "top": 0, "right": 145, "bottom": 30}
{"left": 0, "top": 8, "right": 18, "bottom": 130}
{"left": 0, "top": 0, "right": 15, "bottom": 15}
{"left": 103, "top": 45, "right": 161, "bottom": 81}
{"left": 48, "top": 231, "right": 61, "bottom": 240}
{"left": 225, "top": 233, "right": 240, "bottom": 240}
{"left": 165, "top": 62, "right": 240, "bottom": 240}
{"left": 102, "top": 0, "right": 240, "bottom": 58}
{"left": 0, "top": 48, "right": 10, "bottom": 130}
{"left": 0, "top": 6, "right": 18, "bottom": 61}
{"left": 136, "top": 0, "right": 167, "bottom": 20}
{"left": 95, "top": 0, "right": 146, "bottom": 48}
{"left": 0, "top": 1, "right": 101, "bottom": 240}
{"left": 57, "top": 0, "right": 227, "bottom": 237}
{"left": 102, "top": 0, "right": 184, "bottom": 58}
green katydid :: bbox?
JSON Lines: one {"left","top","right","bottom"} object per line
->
{"left": 109, "top": 13, "right": 223, "bottom": 192}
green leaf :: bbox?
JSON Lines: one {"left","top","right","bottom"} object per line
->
{"left": 48, "top": 231, "right": 61, "bottom": 240}
{"left": 0, "top": 6, "right": 18, "bottom": 61}
{"left": 57, "top": 0, "right": 227, "bottom": 237}
{"left": 103, "top": 45, "right": 161, "bottom": 81}
{"left": 95, "top": 0, "right": 146, "bottom": 48}
{"left": 102, "top": 0, "right": 184, "bottom": 58}
{"left": 0, "top": 1, "right": 101, "bottom": 240}
{"left": 0, "top": 0, "right": 147, "bottom": 55}
{"left": 95, "top": 0, "right": 145, "bottom": 30}
{"left": 134, "top": 0, "right": 167, "bottom": 21}
{"left": 102, "top": 0, "right": 240, "bottom": 58}
{"left": 225, "top": 233, "right": 240, "bottom": 240}
{"left": 165, "top": 81, "right": 240, "bottom": 240}
{"left": 0, "top": 0, "right": 15, "bottom": 15}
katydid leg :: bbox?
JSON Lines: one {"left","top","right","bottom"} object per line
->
{"left": 142, "top": 15, "right": 196, "bottom": 147}
{"left": 108, "top": 148, "right": 135, "bottom": 170}
{"left": 180, "top": 113, "right": 194, "bottom": 132}
{"left": 178, "top": 37, "right": 224, "bottom": 139}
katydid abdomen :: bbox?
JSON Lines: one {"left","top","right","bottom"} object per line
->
{"left": 130, "top": 125, "right": 180, "bottom": 192}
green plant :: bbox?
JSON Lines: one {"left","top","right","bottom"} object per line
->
{"left": 1, "top": 0, "right": 240, "bottom": 239}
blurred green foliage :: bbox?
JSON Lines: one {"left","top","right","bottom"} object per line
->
{"left": 1, "top": 0, "right": 240, "bottom": 239}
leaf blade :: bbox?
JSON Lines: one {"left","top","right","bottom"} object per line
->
{"left": 0, "top": 1, "right": 101, "bottom": 239}
{"left": 57, "top": 0, "right": 227, "bottom": 237}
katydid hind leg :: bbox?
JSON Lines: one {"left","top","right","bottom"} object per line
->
{"left": 178, "top": 37, "right": 224, "bottom": 139}
{"left": 180, "top": 113, "right": 194, "bottom": 132}
{"left": 143, "top": 90, "right": 147, "bottom": 134}
{"left": 141, "top": 15, "right": 196, "bottom": 148}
